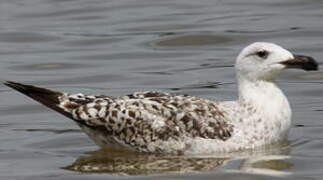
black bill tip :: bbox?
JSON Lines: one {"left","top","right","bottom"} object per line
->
{"left": 280, "top": 55, "right": 319, "bottom": 71}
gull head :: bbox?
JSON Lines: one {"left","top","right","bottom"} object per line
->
{"left": 235, "top": 42, "right": 318, "bottom": 82}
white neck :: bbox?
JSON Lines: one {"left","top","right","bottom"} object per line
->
{"left": 237, "top": 78, "right": 292, "bottom": 138}
{"left": 238, "top": 79, "right": 286, "bottom": 105}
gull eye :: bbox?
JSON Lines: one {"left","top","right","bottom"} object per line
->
{"left": 256, "top": 50, "right": 268, "bottom": 59}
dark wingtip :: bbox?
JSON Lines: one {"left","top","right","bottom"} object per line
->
{"left": 4, "top": 81, "right": 63, "bottom": 105}
{"left": 4, "top": 81, "right": 30, "bottom": 92}
{"left": 4, "top": 81, "right": 101, "bottom": 128}
{"left": 4, "top": 81, "right": 76, "bottom": 119}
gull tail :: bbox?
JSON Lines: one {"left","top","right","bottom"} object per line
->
{"left": 4, "top": 81, "right": 73, "bottom": 119}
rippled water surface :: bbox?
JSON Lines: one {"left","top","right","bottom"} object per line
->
{"left": 1, "top": 0, "right": 323, "bottom": 179}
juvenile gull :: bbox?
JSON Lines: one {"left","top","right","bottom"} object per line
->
{"left": 4, "top": 42, "right": 318, "bottom": 154}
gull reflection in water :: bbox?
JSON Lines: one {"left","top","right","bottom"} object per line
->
{"left": 63, "top": 141, "right": 293, "bottom": 176}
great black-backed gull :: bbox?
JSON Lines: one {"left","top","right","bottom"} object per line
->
{"left": 4, "top": 42, "right": 318, "bottom": 154}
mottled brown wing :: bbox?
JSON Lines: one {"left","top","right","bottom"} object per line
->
{"left": 69, "top": 91, "right": 234, "bottom": 152}
{"left": 4, "top": 81, "right": 234, "bottom": 153}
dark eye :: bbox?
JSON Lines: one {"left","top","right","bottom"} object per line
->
{"left": 256, "top": 50, "right": 268, "bottom": 58}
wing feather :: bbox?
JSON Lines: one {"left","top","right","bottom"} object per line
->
{"left": 4, "top": 81, "right": 233, "bottom": 153}
{"left": 70, "top": 91, "right": 234, "bottom": 151}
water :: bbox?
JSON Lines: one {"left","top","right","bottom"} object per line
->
{"left": 0, "top": 0, "right": 323, "bottom": 179}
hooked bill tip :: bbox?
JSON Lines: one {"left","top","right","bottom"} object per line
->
{"left": 281, "top": 55, "right": 319, "bottom": 71}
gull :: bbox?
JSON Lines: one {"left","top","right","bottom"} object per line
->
{"left": 4, "top": 42, "right": 318, "bottom": 155}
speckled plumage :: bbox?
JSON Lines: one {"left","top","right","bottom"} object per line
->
{"left": 4, "top": 42, "right": 318, "bottom": 154}
{"left": 58, "top": 91, "right": 234, "bottom": 153}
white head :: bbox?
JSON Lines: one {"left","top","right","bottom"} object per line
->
{"left": 235, "top": 42, "right": 318, "bottom": 82}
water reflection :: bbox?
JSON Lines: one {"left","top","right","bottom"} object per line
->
{"left": 64, "top": 141, "right": 292, "bottom": 176}
{"left": 64, "top": 151, "right": 227, "bottom": 175}
{"left": 238, "top": 155, "right": 292, "bottom": 177}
